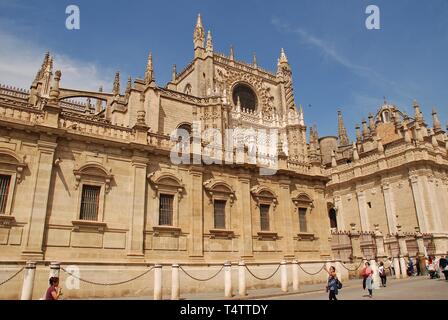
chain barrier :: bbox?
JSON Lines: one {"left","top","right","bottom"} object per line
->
{"left": 298, "top": 263, "right": 326, "bottom": 276}
{"left": 60, "top": 266, "right": 154, "bottom": 286}
{"left": 0, "top": 267, "right": 24, "bottom": 286}
{"left": 244, "top": 264, "right": 281, "bottom": 281}
{"left": 179, "top": 265, "right": 224, "bottom": 282}
{"left": 339, "top": 260, "right": 365, "bottom": 272}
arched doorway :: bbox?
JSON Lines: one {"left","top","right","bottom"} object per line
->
{"left": 329, "top": 208, "right": 338, "bottom": 230}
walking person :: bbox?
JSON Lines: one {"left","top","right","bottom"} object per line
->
{"left": 325, "top": 266, "right": 341, "bottom": 301}
{"left": 379, "top": 262, "right": 387, "bottom": 287}
{"left": 387, "top": 257, "right": 395, "bottom": 277}
{"left": 361, "top": 262, "right": 374, "bottom": 298}
{"left": 416, "top": 255, "right": 421, "bottom": 276}
{"left": 45, "top": 277, "right": 63, "bottom": 300}
{"left": 440, "top": 256, "right": 448, "bottom": 281}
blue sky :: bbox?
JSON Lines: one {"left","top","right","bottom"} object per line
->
{"left": 0, "top": 0, "right": 447, "bottom": 139}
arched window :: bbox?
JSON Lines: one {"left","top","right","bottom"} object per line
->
{"left": 329, "top": 208, "right": 338, "bottom": 230}
{"left": 184, "top": 84, "right": 192, "bottom": 95}
{"left": 291, "top": 192, "right": 314, "bottom": 235}
{"left": 203, "top": 179, "right": 235, "bottom": 238}
{"left": 251, "top": 186, "right": 278, "bottom": 240}
{"left": 73, "top": 163, "right": 113, "bottom": 229}
{"left": 382, "top": 111, "right": 391, "bottom": 123}
{"left": 232, "top": 83, "right": 257, "bottom": 111}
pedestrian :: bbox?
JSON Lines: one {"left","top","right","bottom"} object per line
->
{"left": 440, "top": 256, "right": 448, "bottom": 281}
{"left": 416, "top": 255, "right": 421, "bottom": 276}
{"left": 388, "top": 257, "right": 395, "bottom": 276}
{"left": 379, "top": 261, "right": 387, "bottom": 287}
{"left": 45, "top": 277, "right": 62, "bottom": 300}
{"left": 361, "top": 262, "right": 374, "bottom": 298}
{"left": 325, "top": 266, "right": 341, "bottom": 301}
{"left": 408, "top": 258, "right": 415, "bottom": 276}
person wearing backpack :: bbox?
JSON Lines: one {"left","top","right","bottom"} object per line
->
{"left": 326, "top": 266, "right": 342, "bottom": 300}
{"left": 378, "top": 261, "right": 387, "bottom": 287}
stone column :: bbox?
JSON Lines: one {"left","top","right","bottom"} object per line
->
{"left": 153, "top": 264, "right": 162, "bottom": 300}
{"left": 224, "top": 262, "right": 233, "bottom": 298}
{"left": 349, "top": 225, "right": 363, "bottom": 261}
{"left": 381, "top": 182, "right": 398, "bottom": 234}
{"left": 20, "top": 262, "right": 36, "bottom": 300}
{"left": 356, "top": 191, "right": 370, "bottom": 232}
{"left": 189, "top": 167, "right": 204, "bottom": 258}
{"left": 280, "top": 261, "right": 288, "bottom": 292}
{"left": 334, "top": 195, "right": 345, "bottom": 231}
{"left": 374, "top": 226, "right": 386, "bottom": 259}
{"left": 278, "top": 179, "right": 295, "bottom": 258}
{"left": 397, "top": 228, "right": 408, "bottom": 279}
{"left": 393, "top": 256, "right": 401, "bottom": 279}
{"left": 370, "top": 259, "right": 381, "bottom": 289}
{"left": 409, "top": 174, "right": 429, "bottom": 233}
{"left": 292, "top": 260, "right": 299, "bottom": 291}
{"left": 238, "top": 261, "right": 247, "bottom": 297}
{"left": 49, "top": 262, "right": 60, "bottom": 279}
{"left": 22, "top": 138, "right": 57, "bottom": 259}
{"left": 426, "top": 176, "right": 443, "bottom": 233}
{"left": 127, "top": 155, "right": 148, "bottom": 257}
{"left": 237, "top": 174, "right": 253, "bottom": 259}
{"left": 171, "top": 264, "right": 180, "bottom": 300}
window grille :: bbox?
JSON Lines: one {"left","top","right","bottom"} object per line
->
{"left": 80, "top": 185, "right": 101, "bottom": 221}
{"left": 213, "top": 200, "right": 226, "bottom": 229}
{"left": 0, "top": 175, "right": 11, "bottom": 214}
{"left": 159, "top": 194, "right": 174, "bottom": 226}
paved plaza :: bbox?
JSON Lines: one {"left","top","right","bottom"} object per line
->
{"left": 264, "top": 277, "right": 448, "bottom": 300}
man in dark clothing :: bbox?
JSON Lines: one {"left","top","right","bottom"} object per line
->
{"left": 440, "top": 257, "right": 448, "bottom": 281}
{"left": 416, "top": 256, "right": 421, "bottom": 276}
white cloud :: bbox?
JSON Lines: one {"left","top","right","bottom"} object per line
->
{"left": 0, "top": 28, "right": 112, "bottom": 92}
{"left": 271, "top": 17, "right": 415, "bottom": 102}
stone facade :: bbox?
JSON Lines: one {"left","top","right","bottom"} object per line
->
{"left": 0, "top": 15, "right": 447, "bottom": 299}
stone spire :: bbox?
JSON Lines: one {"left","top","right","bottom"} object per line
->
{"left": 298, "top": 105, "right": 305, "bottom": 126}
{"left": 413, "top": 100, "right": 423, "bottom": 123}
{"left": 432, "top": 108, "right": 441, "bottom": 132}
{"left": 337, "top": 110, "right": 350, "bottom": 146}
{"left": 206, "top": 30, "right": 213, "bottom": 54}
{"left": 49, "top": 70, "right": 62, "bottom": 102}
{"left": 279, "top": 48, "right": 288, "bottom": 64}
{"left": 193, "top": 13, "right": 205, "bottom": 50}
{"left": 362, "top": 118, "right": 370, "bottom": 139}
{"left": 253, "top": 52, "right": 257, "bottom": 68}
{"left": 277, "top": 48, "right": 296, "bottom": 111}
{"left": 230, "top": 45, "right": 235, "bottom": 61}
{"left": 414, "top": 121, "right": 424, "bottom": 142}
{"left": 352, "top": 142, "right": 360, "bottom": 162}
{"left": 355, "top": 123, "right": 362, "bottom": 143}
{"left": 331, "top": 150, "right": 337, "bottom": 168}
{"left": 95, "top": 86, "right": 103, "bottom": 113}
{"left": 403, "top": 121, "right": 412, "bottom": 143}
{"left": 113, "top": 72, "right": 120, "bottom": 96}
{"left": 172, "top": 65, "right": 177, "bottom": 83}
{"left": 144, "top": 53, "right": 153, "bottom": 84}
{"left": 125, "top": 76, "right": 132, "bottom": 97}
{"left": 368, "top": 113, "right": 376, "bottom": 133}
{"left": 34, "top": 52, "right": 51, "bottom": 83}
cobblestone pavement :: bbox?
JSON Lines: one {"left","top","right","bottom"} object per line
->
{"left": 262, "top": 277, "right": 448, "bottom": 300}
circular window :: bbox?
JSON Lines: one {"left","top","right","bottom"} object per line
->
{"left": 232, "top": 83, "right": 257, "bottom": 111}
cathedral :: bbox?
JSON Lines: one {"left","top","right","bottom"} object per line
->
{"left": 0, "top": 15, "right": 447, "bottom": 299}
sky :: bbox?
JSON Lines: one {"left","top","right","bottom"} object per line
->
{"left": 0, "top": 0, "right": 447, "bottom": 139}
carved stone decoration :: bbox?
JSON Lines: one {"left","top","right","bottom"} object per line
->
{"left": 250, "top": 185, "right": 278, "bottom": 208}
{"left": 73, "top": 162, "right": 114, "bottom": 193}
{"left": 148, "top": 171, "right": 185, "bottom": 201}
{"left": 203, "top": 178, "right": 236, "bottom": 206}
{"left": 0, "top": 148, "right": 28, "bottom": 184}
{"left": 214, "top": 66, "right": 274, "bottom": 114}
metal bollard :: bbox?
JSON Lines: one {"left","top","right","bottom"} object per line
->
{"left": 171, "top": 264, "right": 180, "bottom": 300}
{"left": 280, "top": 261, "right": 288, "bottom": 292}
{"left": 154, "top": 264, "right": 163, "bottom": 300}
{"left": 224, "top": 262, "right": 233, "bottom": 298}
{"left": 21, "top": 262, "right": 36, "bottom": 300}
{"left": 292, "top": 260, "right": 299, "bottom": 291}
{"left": 238, "top": 261, "right": 246, "bottom": 297}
